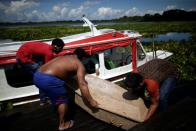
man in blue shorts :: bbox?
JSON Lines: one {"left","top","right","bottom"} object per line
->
{"left": 33, "top": 48, "right": 98, "bottom": 131}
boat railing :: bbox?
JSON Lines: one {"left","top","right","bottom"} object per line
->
{"left": 82, "top": 16, "right": 101, "bottom": 36}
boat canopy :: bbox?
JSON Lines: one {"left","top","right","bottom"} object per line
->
{"left": 0, "top": 32, "right": 138, "bottom": 65}
{"left": 60, "top": 32, "right": 136, "bottom": 55}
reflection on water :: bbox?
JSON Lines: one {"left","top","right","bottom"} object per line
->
{"left": 142, "top": 32, "right": 191, "bottom": 43}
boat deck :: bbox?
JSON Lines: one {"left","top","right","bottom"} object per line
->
{"left": 0, "top": 80, "right": 196, "bottom": 131}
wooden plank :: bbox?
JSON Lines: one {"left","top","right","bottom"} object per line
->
{"left": 66, "top": 74, "right": 148, "bottom": 125}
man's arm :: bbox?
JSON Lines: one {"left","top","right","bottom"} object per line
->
{"left": 77, "top": 61, "right": 98, "bottom": 108}
{"left": 144, "top": 85, "right": 159, "bottom": 121}
{"left": 144, "top": 95, "right": 159, "bottom": 121}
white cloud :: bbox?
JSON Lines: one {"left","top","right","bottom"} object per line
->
{"left": 68, "top": 6, "right": 85, "bottom": 18}
{"left": 145, "top": 10, "right": 163, "bottom": 15}
{"left": 0, "top": 0, "right": 40, "bottom": 22}
{"left": 0, "top": 1, "right": 193, "bottom": 22}
{"left": 61, "top": 7, "right": 69, "bottom": 18}
{"left": 83, "top": 1, "right": 100, "bottom": 8}
{"left": 53, "top": 5, "right": 61, "bottom": 14}
{"left": 91, "top": 7, "right": 123, "bottom": 20}
{"left": 90, "top": 6, "right": 162, "bottom": 20}
{"left": 189, "top": 8, "right": 196, "bottom": 11}
{"left": 5, "top": 0, "right": 39, "bottom": 15}
{"left": 0, "top": 2, "right": 6, "bottom": 10}
{"left": 2, "top": 1, "right": 158, "bottom": 22}
{"left": 125, "top": 7, "right": 143, "bottom": 16}
{"left": 97, "top": 7, "right": 113, "bottom": 16}
{"left": 166, "top": 5, "right": 177, "bottom": 10}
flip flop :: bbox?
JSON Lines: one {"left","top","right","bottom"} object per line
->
{"left": 59, "top": 120, "right": 74, "bottom": 131}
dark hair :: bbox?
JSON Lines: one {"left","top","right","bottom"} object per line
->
{"left": 74, "top": 48, "right": 89, "bottom": 60}
{"left": 124, "top": 72, "right": 146, "bottom": 98}
{"left": 124, "top": 72, "right": 143, "bottom": 89}
{"left": 52, "top": 38, "right": 64, "bottom": 47}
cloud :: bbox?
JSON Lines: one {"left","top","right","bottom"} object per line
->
{"left": 0, "top": 2, "right": 6, "bottom": 10}
{"left": 90, "top": 6, "right": 162, "bottom": 20}
{"left": 145, "top": 10, "right": 163, "bottom": 15}
{"left": 90, "top": 7, "right": 123, "bottom": 20}
{"left": 0, "top": 1, "right": 192, "bottom": 22}
{"left": 5, "top": 0, "right": 39, "bottom": 15}
{"left": 189, "top": 8, "right": 196, "bottom": 11}
{"left": 68, "top": 6, "right": 85, "bottom": 19}
{"left": 83, "top": 1, "right": 100, "bottom": 8}
{"left": 61, "top": 7, "right": 69, "bottom": 18}
{"left": 67, "top": 1, "right": 100, "bottom": 19}
{"left": 0, "top": 0, "right": 40, "bottom": 22}
{"left": 53, "top": 5, "right": 61, "bottom": 14}
{"left": 166, "top": 5, "right": 177, "bottom": 10}
{"left": 125, "top": 7, "right": 143, "bottom": 16}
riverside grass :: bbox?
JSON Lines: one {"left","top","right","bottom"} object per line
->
{"left": 0, "top": 21, "right": 195, "bottom": 81}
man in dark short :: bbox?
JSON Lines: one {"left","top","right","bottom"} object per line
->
{"left": 33, "top": 48, "right": 98, "bottom": 131}
{"left": 124, "top": 59, "right": 179, "bottom": 122}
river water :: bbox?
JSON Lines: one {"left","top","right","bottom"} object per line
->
{"left": 142, "top": 32, "right": 191, "bottom": 43}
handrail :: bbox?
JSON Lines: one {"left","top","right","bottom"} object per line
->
{"left": 82, "top": 15, "right": 101, "bottom": 36}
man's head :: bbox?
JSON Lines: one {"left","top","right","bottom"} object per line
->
{"left": 123, "top": 72, "right": 145, "bottom": 100}
{"left": 124, "top": 72, "right": 144, "bottom": 93}
{"left": 74, "top": 48, "right": 89, "bottom": 61}
{"left": 51, "top": 38, "right": 64, "bottom": 54}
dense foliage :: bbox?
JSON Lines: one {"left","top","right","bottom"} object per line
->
{"left": 144, "top": 39, "right": 196, "bottom": 81}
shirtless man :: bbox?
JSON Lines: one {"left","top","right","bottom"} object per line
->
{"left": 33, "top": 48, "right": 98, "bottom": 131}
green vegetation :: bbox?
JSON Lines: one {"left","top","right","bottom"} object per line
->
{"left": 144, "top": 39, "right": 196, "bottom": 81}
{"left": 98, "top": 22, "right": 196, "bottom": 37}
{"left": 0, "top": 21, "right": 196, "bottom": 40}
{"left": 0, "top": 26, "right": 89, "bottom": 41}
{"left": 0, "top": 21, "right": 195, "bottom": 81}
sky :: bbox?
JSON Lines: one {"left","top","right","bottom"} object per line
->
{"left": 0, "top": 0, "right": 196, "bottom": 22}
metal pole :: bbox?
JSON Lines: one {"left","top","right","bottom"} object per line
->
{"left": 132, "top": 40, "right": 137, "bottom": 72}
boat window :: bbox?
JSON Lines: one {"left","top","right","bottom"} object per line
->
{"left": 104, "top": 45, "right": 132, "bottom": 70}
{"left": 4, "top": 64, "right": 33, "bottom": 88}
{"left": 83, "top": 54, "right": 99, "bottom": 74}
{"left": 137, "top": 42, "right": 146, "bottom": 60}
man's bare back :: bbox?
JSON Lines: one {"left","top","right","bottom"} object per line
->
{"left": 34, "top": 48, "right": 98, "bottom": 131}
{"left": 39, "top": 55, "right": 84, "bottom": 80}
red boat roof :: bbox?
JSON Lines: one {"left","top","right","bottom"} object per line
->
{"left": 0, "top": 32, "right": 137, "bottom": 65}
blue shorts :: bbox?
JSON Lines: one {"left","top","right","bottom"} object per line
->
{"left": 33, "top": 71, "right": 69, "bottom": 106}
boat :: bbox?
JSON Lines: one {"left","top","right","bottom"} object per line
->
{"left": 0, "top": 16, "right": 173, "bottom": 130}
